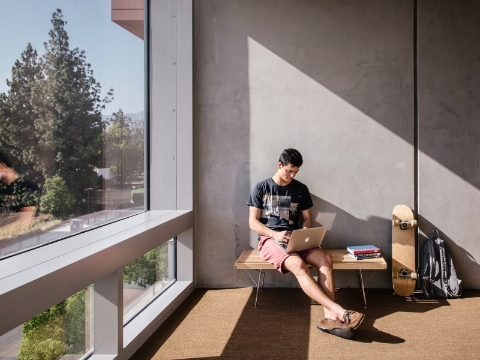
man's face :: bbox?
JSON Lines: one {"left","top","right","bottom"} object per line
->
{"left": 277, "top": 162, "right": 300, "bottom": 184}
{"left": 0, "top": 162, "right": 14, "bottom": 183}
{"left": 0, "top": 163, "right": 8, "bottom": 182}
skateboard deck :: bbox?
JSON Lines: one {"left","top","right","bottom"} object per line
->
{"left": 392, "top": 205, "right": 418, "bottom": 296}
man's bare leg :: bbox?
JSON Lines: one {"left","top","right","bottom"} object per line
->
{"left": 283, "top": 254, "right": 346, "bottom": 321}
{"left": 304, "top": 250, "right": 337, "bottom": 319}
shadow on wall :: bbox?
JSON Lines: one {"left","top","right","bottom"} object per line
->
{"left": 418, "top": 216, "right": 480, "bottom": 288}
{"left": 233, "top": 160, "right": 254, "bottom": 258}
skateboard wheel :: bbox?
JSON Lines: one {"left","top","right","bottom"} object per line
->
{"left": 393, "top": 219, "right": 399, "bottom": 226}
{"left": 411, "top": 220, "right": 418, "bottom": 227}
{"left": 411, "top": 272, "right": 418, "bottom": 280}
{"left": 392, "top": 271, "right": 398, "bottom": 279}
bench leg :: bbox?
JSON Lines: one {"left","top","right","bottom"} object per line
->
{"left": 357, "top": 270, "right": 367, "bottom": 308}
{"left": 261, "top": 269, "right": 266, "bottom": 291}
{"left": 254, "top": 270, "right": 264, "bottom": 308}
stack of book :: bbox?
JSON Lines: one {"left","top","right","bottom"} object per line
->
{"left": 347, "top": 245, "right": 381, "bottom": 260}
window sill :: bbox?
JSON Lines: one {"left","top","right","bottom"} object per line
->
{"left": 0, "top": 209, "right": 194, "bottom": 336}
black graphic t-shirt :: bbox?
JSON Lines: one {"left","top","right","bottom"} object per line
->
{"left": 0, "top": 177, "right": 39, "bottom": 213}
{"left": 247, "top": 178, "right": 313, "bottom": 232}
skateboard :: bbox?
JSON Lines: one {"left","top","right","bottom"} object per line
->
{"left": 392, "top": 205, "right": 418, "bottom": 296}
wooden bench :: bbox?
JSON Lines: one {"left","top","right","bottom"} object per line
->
{"left": 234, "top": 249, "right": 387, "bottom": 308}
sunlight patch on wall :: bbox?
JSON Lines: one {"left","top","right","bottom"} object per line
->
{"left": 247, "top": 37, "right": 413, "bottom": 220}
{"left": 315, "top": 212, "right": 337, "bottom": 230}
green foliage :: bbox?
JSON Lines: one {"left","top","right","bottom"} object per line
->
{"left": 123, "top": 242, "right": 169, "bottom": 288}
{"left": 18, "top": 316, "right": 66, "bottom": 360}
{"left": 23, "top": 301, "right": 66, "bottom": 335}
{"left": 39, "top": 176, "right": 74, "bottom": 218}
{"left": 19, "top": 289, "right": 87, "bottom": 359}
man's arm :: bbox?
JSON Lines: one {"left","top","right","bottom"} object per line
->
{"left": 249, "top": 206, "right": 290, "bottom": 242}
{"left": 301, "top": 208, "right": 312, "bottom": 229}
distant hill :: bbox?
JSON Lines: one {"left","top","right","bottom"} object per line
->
{"left": 102, "top": 111, "right": 144, "bottom": 124}
{"left": 102, "top": 111, "right": 145, "bottom": 128}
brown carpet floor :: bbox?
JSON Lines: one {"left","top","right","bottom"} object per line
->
{"left": 130, "top": 288, "right": 480, "bottom": 359}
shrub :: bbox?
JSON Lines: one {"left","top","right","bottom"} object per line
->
{"left": 18, "top": 302, "right": 67, "bottom": 360}
{"left": 39, "top": 176, "right": 74, "bottom": 218}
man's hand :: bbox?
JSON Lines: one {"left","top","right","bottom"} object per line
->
{"left": 272, "top": 230, "right": 291, "bottom": 243}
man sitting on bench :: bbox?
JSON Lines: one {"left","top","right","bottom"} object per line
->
{"left": 247, "top": 148, "right": 365, "bottom": 339}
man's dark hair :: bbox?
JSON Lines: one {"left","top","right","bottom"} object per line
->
{"left": 0, "top": 149, "right": 13, "bottom": 168}
{"left": 279, "top": 148, "right": 303, "bottom": 167}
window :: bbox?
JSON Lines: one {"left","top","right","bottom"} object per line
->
{"left": 0, "top": 287, "right": 93, "bottom": 359}
{"left": 0, "top": 1, "right": 145, "bottom": 259}
{"left": 124, "top": 239, "right": 177, "bottom": 324}
{"left": 0, "top": 1, "right": 193, "bottom": 358}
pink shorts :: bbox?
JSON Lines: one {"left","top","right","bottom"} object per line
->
{"left": 257, "top": 235, "right": 321, "bottom": 274}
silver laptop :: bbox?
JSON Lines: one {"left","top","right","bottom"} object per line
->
{"left": 275, "top": 227, "right": 327, "bottom": 252}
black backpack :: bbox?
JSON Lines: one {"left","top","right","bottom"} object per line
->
{"left": 419, "top": 230, "right": 462, "bottom": 299}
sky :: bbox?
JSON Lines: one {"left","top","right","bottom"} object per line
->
{"left": 0, "top": 0, "right": 144, "bottom": 116}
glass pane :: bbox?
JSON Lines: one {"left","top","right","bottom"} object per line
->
{"left": 0, "top": 1, "right": 145, "bottom": 259}
{"left": 0, "top": 287, "right": 94, "bottom": 360}
{"left": 123, "top": 239, "right": 176, "bottom": 324}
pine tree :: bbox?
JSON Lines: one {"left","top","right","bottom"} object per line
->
{"left": 104, "top": 109, "right": 143, "bottom": 187}
{"left": 32, "top": 9, "right": 113, "bottom": 207}
{"left": 0, "top": 43, "right": 43, "bottom": 184}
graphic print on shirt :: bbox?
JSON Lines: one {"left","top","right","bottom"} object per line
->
{"left": 261, "top": 194, "right": 299, "bottom": 225}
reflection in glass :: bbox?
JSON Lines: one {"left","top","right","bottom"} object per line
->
{"left": 0, "top": 287, "right": 93, "bottom": 360}
{"left": 123, "top": 239, "right": 176, "bottom": 324}
{"left": 0, "top": 3, "right": 145, "bottom": 259}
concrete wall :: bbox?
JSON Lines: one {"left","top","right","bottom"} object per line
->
{"left": 417, "top": 0, "right": 480, "bottom": 288}
{"left": 194, "top": 0, "right": 480, "bottom": 289}
{"left": 194, "top": 0, "right": 414, "bottom": 288}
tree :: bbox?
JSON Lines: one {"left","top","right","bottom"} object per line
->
{"left": 0, "top": 43, "right": 43, "bottom": 184}
{"left": 104, "top": 109, "right": 144, "bottom": 188}
{"left": 39, "top": 175, "right": 74, "bottom": 218}
{"left": 32, "top": 9, "right": 112, "bottom": 207}
{"left": 123, "top": 242, "right": 169, "bottom": 288}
